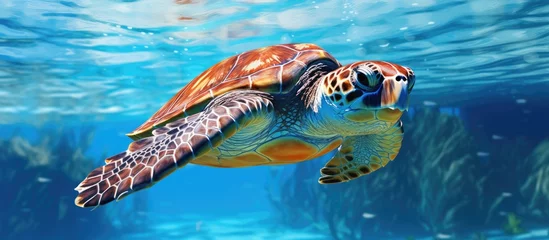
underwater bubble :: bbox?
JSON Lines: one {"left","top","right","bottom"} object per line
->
{"left": 516, "top": 99, "right": 527, "bottom": 104}
{"left": 428, "top": 21, "right": 435, "bottom": 25}
{"left": 502, "top": 192, "right": 512, "bottom": 197}
{"left": 379, "top": 43, "right": 390, "bottom": 48}
{"left": 436, "top": 233, "right": 451, "bottom": 239}
{"left": 423, "top": 100, "right": 437, "bottom": 106}
{"left": 492, "top": 134, "right": 504, "bottom": 140}
{"left": 37, "top": 177, "right": 51, "bottom": 183}
{"left": 362, "top": 212, "right": 375, "bottom": 219}
{"left": 400, "top": 27, "right": 408, "bottom": 31}
{"left": 477, "top": 152, "right": 490, "bottom": 157}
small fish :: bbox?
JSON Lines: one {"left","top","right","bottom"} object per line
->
{"left": 492, "top": 135, "right": 503, "bottom": 140}
{"left": 362, "top": 212, "right": 376, "bottom": 219}
{"left": 476, "top": 152, "right": 490, "bottom": 157}
{"left": 37, "top": 177, "right": 51, "bottom": 183}
{"left": 436, "top": 233, "right": 451, "bottom": 239}
{"left": 379, "top": 43, "right": 390, "bottom": 48}
{"left": 423, "top": 100, "right": 437, "bottom": 106}
{"left": 499, "top": 211, "right": 508, "bottom": 216}
{"left": 516, "top": 99, "right": 527, "bottom": 104}
{"left": 502, "top": 192, "right": 512, "bottom": 197}
{"left": 196, "top": 221, "right": 203, "bottom": 232}
{"left": 21, "top": 208, "right": 31, "bottom": 212}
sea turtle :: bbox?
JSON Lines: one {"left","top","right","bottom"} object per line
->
{"left": 74, "top": 43, "right": 415, "bottom": 208}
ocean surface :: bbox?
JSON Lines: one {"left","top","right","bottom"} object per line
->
{"left": 1, "top": 0, "right": 548, "bottom": 239}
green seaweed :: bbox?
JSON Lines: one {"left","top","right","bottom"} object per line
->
{"left": 503, "top": 213, "right": 525, "bottom": 235}
{"left": 267, "top": 108, "right": 549, "bottom": 238}
{"left": 406, "top": 109, "right": 478, "bottom": 234}
{"left": 520, "top": 140, "right": 549, "bottom": 220}
{"left": 267, "top": 109, "right": 480, "bottom": 238}
{"left": 0, "top": 126, "right": 148, "bottom": 239}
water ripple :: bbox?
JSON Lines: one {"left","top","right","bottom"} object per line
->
{"left": 0, "top": 0, "right": 548, "bottom": 124}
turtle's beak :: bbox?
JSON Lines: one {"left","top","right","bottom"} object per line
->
{"left": 380, "top": 77, "right": 409, "bottom": 111}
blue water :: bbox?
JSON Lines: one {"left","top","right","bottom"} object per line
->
{"left": 1, "top": 0, "right": 549, "bottom": 239}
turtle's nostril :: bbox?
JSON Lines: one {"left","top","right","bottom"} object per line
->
{"left": 395, "top": 75, "right": 407, "bottom": 82}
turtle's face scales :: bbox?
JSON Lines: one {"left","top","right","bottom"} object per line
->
{"left": 321, "top": 61, "right": 415, "bottom": 127}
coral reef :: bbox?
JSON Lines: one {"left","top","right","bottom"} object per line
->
{"left": 0, "top": 126, "right": 148, "bottom": 239}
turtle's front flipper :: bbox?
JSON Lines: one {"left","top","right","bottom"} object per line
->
{"left": 318, "top": 121, "right": 404, "bottom": 184}
{"left": 74, "top": 91, "right": 274, "bottom": 208}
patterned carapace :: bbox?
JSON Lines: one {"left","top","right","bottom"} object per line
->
{"left": 127, "top": 43, "right": 339, "bottom": 140}
{"left": 74, "top": 43, "right": 415, "bottom": 209}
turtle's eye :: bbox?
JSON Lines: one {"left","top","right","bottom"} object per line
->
{"left": 354, "top": 67, "right": 382, "bottom": 91}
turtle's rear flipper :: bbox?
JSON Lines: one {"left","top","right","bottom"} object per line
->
{"left": 318, "top": 121, "right": 403, "bottom": 184}
{"left": 74, "top": 91, "right": 274, "bottom": 208}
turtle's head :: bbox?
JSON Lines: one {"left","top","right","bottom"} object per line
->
{"left": 319, "top": 61, "right": 415, "bottom": 133}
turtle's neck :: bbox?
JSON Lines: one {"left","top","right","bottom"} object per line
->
{"left": 296, "top": 59, "right": 340, "bottom": 108}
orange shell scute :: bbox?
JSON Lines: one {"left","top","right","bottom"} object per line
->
{"left": 127, "top": 43, "right": 339, "bottom": 140}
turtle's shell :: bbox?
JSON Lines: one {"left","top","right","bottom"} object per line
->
{"left": 127, "top": 43, "right": 339, "bottom": 140}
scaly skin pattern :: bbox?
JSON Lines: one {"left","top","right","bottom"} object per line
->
{"left": 193, "top": 61, "right": 414, "bottom": 170}
{"left": 75, "top": 91, "right": 275, "bottom": 207}
{"left": 74, "top": 45, "right": 415, "bottom": 208}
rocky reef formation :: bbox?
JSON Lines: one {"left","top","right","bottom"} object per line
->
{"left": 0, "top": 126, "right": 148, "bottom": 240}
{"left": 268, "top": 108, "right": 547, "bottom": 239}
